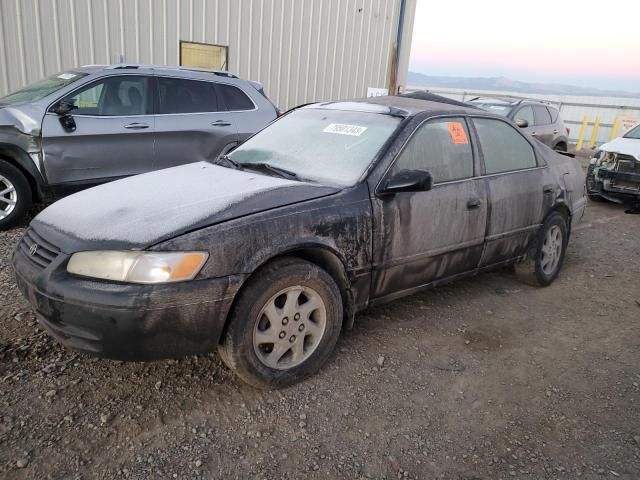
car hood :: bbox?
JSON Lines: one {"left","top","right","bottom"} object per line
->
{"left": 599, "top": 137, "right": 640, "bottom": 161}
{"left": 34, "top": 162, "right": 341, "bottom": 252}
{"left": 0, "top": 104, "right": 42, "bottom": 135}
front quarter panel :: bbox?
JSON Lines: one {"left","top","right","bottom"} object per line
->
{"left": 154, "top": 183, "right": 374, "bottom": 305}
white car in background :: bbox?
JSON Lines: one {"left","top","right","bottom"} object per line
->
{"left": 586, "top": 124, "right": 640, "bottom": 209}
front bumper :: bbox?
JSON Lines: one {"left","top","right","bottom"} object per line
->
{"left": 12, "top": 238, "right": 245, "bottom": 361}
{"left": 587, "top": 161, "right": 640, "bottom": 203}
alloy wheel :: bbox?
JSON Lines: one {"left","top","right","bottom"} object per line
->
{"left": 540, "top": 225, "right": 563, "bottom": 275}
{"left": 0, "top": 174, "right": 17, "bottom": 220}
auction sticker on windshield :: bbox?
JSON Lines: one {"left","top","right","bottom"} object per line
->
{"left": 323, "top": 123, "right": 368, "bottom": 136}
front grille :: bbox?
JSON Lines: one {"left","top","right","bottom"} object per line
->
{"left": 616, "top": 155, "right": 640, "bottom": 175}
{"left": 19, "top": 228, "right": 60, "bottom": 268}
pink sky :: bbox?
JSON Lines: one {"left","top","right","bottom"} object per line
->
{"left": 409, "top": 0, "right": 640, "bottom": 92}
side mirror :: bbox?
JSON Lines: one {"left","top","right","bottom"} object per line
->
{"left": 515, "top": 118, "right": 528, "bottom": 128}
{"left": 53, "top": 99, "right": 77, "bottom": 116}
{"left": 379, "top": 169, "right": 433, "bottom": 195}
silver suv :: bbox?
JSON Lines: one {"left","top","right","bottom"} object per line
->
{"left": 0, "top": 64, "right": 279, "bottom": 229}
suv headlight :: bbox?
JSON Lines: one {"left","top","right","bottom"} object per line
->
{"left": 67, "top": 251, "right": 209, "bottom": 284}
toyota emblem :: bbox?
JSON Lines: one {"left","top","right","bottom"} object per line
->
{"left": 29, "top": 243, "right": 38, "bottom": 256}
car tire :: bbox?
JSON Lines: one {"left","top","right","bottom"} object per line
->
{"left": 515, "top": 212, "right": 568, "bottom": 287}
{"left": 0, "top": 159, "right": 32, "bottom": 231}
{"left": 218, "top": 257, "right": 343, "bottom": 389}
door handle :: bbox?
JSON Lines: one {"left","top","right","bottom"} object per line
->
{"left": 543, "top": 184, "right": 555, "bottom": 194}
{"left": 531, "top": 131, "right": 537, "bottom": 136}
{"left": 553, "top": 129, "right": 559, "bottom": 134}
{"left": 212, "top": 121, "right": 232, "bottom": 127}
{"left": 467, "top": 198, "right": 481, "bottom": 210}
{"left": 124, "top": 123, "right": 149, "bottom": 129}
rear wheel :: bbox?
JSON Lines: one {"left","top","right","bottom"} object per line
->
{"left": 218, "top": 258, "right": 343, "bottom": 389}
{"left": 515, "top": 212, "right": 568, "bottom": 286}
{"left": 0, "top": 160, "right": 32, "bottom": 230}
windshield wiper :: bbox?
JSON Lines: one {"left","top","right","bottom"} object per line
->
{"left": 237, "top": 162, "right": 298, "bottom": 180}
{"left": 215, "top": 154, "right": 241, "bottom": 169}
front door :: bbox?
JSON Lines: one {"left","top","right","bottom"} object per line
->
{"left": 41, "top": 75, "right": 155, "bottom": 187}
{"left": 153, "top": 76, "right": 238, "bottom": 170}
{"left": 471, "top": 117, "right": 547, "bottom": 267}
{"left": 371, "top": 117, "right": 488, "bottom": 300}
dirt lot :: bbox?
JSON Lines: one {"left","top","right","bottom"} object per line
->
{"left": 1, "top": 176, "right": 639, "bottom": 479}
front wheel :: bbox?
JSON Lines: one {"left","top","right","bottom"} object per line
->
{"left": 218, "top": 258, "right": 343, "bottom": 389}
{"left": 515, "top": 212, "right": 568, "bottom": 286}
{"left": 0, "top": 160, "right": 32, "bottom": 231}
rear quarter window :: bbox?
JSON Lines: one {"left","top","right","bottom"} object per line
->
{"left": 215, "top": 83, "right": 255, "bottom": 111}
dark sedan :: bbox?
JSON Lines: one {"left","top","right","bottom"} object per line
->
{"left": 13, "top": 95, "right": 587, "bottom": 388}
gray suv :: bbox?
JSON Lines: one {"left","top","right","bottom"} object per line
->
{"left": 469, "top": 96, "right": 570, "bottom": 152}
{"left": 0, "top": 64, "right": 279, "bottom": 229}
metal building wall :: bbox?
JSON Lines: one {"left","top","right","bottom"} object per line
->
{"left": 0, "top": 0, "right": 415, "bottom": 109}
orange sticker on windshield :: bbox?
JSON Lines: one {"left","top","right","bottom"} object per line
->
{"left": 447, "top": 122, "right": 469, "bottom": 144}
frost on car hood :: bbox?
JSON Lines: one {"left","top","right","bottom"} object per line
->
{"left": 35, "top": 162, "right": 340, "bottom": 249}
{"left": 599, "top": 137, "right": 640, "bottom": 161}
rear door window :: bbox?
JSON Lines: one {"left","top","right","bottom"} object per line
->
{"left": 547, "top": 106, "right": 559, "bottom": 123}
{"left": 473, "top": 117, "right": 537, "bottom": 174}
{"left": 394, "top": 117, "right": 474, "bottom": 183}
{"left": 513, "top": 106, "right": 534, "bottom": 126}
{"left": 533, "top": 105, "right": 552, "bottom": 125}
{"left": 158, "top": 77, "right": 219, "bottom": 114}
{"left": 214, "top": 83, "right": 255, "bottom": 111}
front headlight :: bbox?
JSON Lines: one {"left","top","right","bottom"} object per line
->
{"left": 67, "top": 251, "right": 209, "bottom": 284}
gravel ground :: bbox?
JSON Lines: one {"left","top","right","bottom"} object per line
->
{"left": 1, "top": 174, "right": 639, "bottom": 479}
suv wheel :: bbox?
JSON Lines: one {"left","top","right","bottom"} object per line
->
{"left": 515, "top": 211, "right": 568, "bottom": 286}
{"left": 0, "top": 160, "right": 32, "bottom": 230}
{"left": 218, "top": 258, "right": 343, "bottom": 389}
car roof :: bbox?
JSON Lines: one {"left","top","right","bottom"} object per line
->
{"left": 306, "top": 92, "right": 480, "bottom": 118}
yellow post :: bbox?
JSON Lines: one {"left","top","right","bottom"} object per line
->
{"left": 610, "top": 117, "right": 620, "bottom": 140}
{"left": 576, "top": 116, "right": 589, "bottom": 151}
{"left": 588, "top": 116, "right": 601, "bottom": 149}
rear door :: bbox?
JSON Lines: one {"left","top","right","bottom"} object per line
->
{"left": 471, "top": 117, "right": 548, "bottom": 267}
{"left": 41, "top": 75, "right": 155, "bottom": 186}
{"left": 371, "top": 116, "right": 488, "bottom": 300}
{"left": 153, "top": 76, "right": 238, "bottom": 170}
{"left": 214, "top": 82, "right": 272, "bottom": 143}
{"left": 532, "top": 105, "right": 554, "bottom": 147}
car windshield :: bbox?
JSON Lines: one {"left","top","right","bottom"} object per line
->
{"left": 0, "top": 71, "right": 88, "bottom": 106}
{"left": 623, "top": 124, "right": 640, "bottom": 139}
{"left": 227, "top": 108, "right": 402, "bottom": 186}
{"left": 473, "top": 103, "right": 513, "bottom": 117}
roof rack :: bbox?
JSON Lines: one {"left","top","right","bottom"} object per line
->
{"left": 103, "top": 64, "right": 239, "bottom": 78}
{"left": 468, "top": 94, "right": 553, "bottom": 106}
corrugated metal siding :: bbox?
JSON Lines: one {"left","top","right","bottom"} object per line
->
{"left": 407, "top": 86, "right": 640, "bottom": 145}
{"left": 0, "top": 0, "right": 408, "bottom": 109}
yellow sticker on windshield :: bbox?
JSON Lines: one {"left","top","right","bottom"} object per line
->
{"left": 323, "top": 123, "right": 368, "bottom": 136}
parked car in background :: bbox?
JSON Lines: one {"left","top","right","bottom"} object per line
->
{"left": 586, "top": 124, "right": 640, "bottom": 208}
{"left": 469, "top": 96, "right": 570, "bottom": 152}
{"left": 0, "top": 64, "right": 279, "bottom": 229}
{"left": 13, "top": 95, "right": 586, "bottom": 388}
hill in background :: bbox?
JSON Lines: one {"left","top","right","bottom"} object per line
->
{"left": 407, "top": 71, "right": 640, "bottom": 99}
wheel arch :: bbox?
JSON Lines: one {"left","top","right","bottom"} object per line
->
{"left": 220, "top": 244, "right": 355, "bottom": 345}
{"left": 0, "top": 143, "right": 44, "bottom": 202}
{"left": 546, "top": 201, "right": 572, "bottom": 237}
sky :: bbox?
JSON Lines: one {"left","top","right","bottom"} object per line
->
{"left": 408, "top": 0, "right": 640, "bottom": 92}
